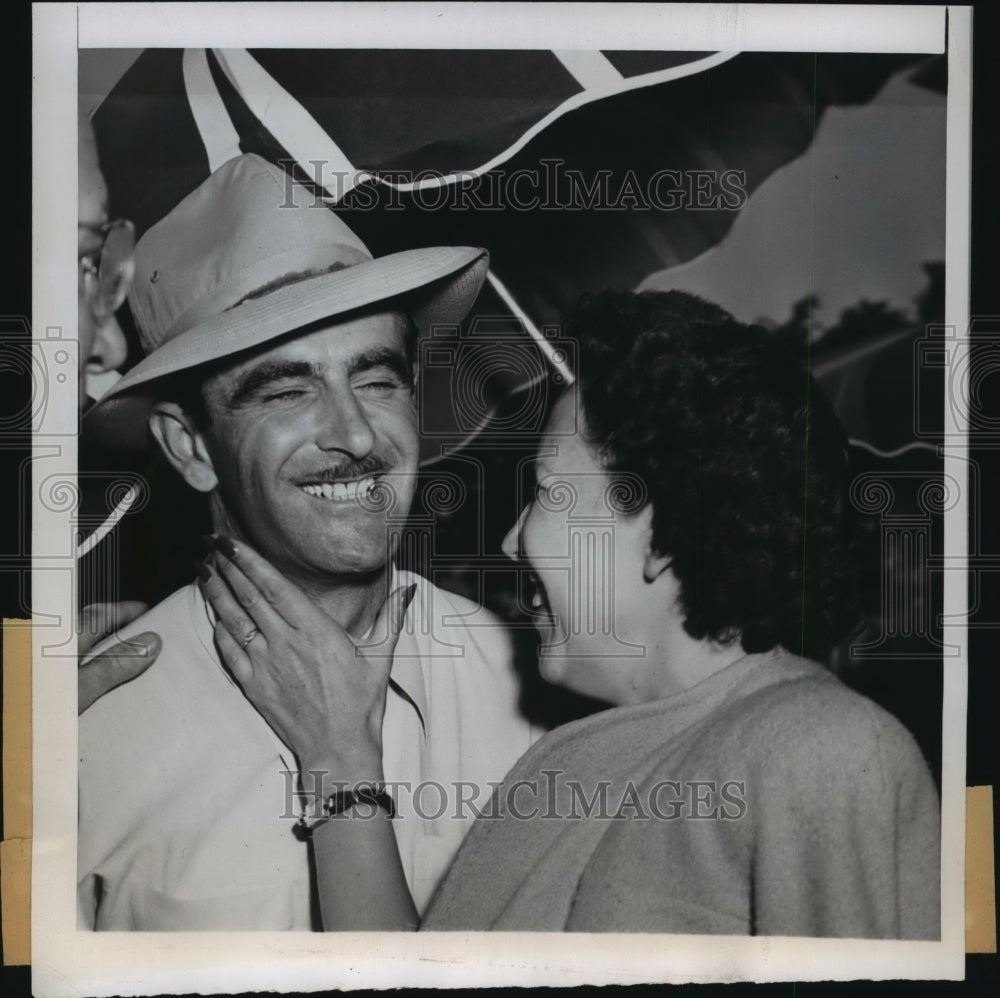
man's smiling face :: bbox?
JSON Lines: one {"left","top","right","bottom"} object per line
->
{"left": 193, "top": 309, "right": 419, "bottom": 583}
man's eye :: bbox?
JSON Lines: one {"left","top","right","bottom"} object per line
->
{"left": 263, "top": 387, "right": 307, "bottom": 402}
{"left": 358, "top": 378, "right": 402, "bottom": 392}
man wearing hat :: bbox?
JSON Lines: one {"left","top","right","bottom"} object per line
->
{"left": 78, "top": 154, "right": 536, "bottom": 930}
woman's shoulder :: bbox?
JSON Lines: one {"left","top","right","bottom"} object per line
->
{"left": 731, "top": 651, "right": 935, "bottom": 793}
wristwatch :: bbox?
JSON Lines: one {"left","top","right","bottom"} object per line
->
{"left": 325, "top": 782, "right": 396, "bottom": 818}
{"left": 294, "top": 782, "right": 395, "bottom": 840}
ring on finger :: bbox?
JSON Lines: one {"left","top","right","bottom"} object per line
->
{"left": 239, "top": 627, "right": 261, "bottom": 650}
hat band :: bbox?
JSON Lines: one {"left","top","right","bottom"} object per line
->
{"left": 141, "top": 243, "right": 371, "bottom": 353}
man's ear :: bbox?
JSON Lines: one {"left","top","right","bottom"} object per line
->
{"left": 149, "top": 402, "right": 219, "bottom": 493}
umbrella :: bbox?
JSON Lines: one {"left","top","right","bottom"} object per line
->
{"left": 83, "top": 45, "right": 940, "bottom": 563}
{"left": 90, "top": 46, "right": 929, "bottom": 456}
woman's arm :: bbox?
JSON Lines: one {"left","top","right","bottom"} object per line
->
{"left": 199, "top": 536, "right": 419, "bottom": 930}
{"left": 303, "top": 758, "right": 420, "bottom": 931}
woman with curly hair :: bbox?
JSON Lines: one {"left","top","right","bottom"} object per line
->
{"left": 204, "top": 290, "right": 940, "bottom": 936}
{"left": 419, "top": 289, "right": 939, "bottom": 936}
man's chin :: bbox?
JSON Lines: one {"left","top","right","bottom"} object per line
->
{"left": 231, "top": 504, "right": 405, "bottom": 583}
{"left": 275, "top": 544, "right": 393, "bottom": 584}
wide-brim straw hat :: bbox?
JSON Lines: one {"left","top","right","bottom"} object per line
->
{"left": 86, "top": 153, "right": 489, "bottom": 449}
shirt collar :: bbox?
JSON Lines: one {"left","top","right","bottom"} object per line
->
{"left": 383, "top": 567, "right": 428, "bottom": 736}
{"left": 194, "top": 566, "right": 429, "bottom": 737}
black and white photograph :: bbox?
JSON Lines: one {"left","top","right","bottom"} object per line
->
{"left": 26, "top": 2, "right": 974, "bottom": 992}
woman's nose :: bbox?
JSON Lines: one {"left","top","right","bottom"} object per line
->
{"left": 502, "top": 504, "right": 530, "bottom": 561}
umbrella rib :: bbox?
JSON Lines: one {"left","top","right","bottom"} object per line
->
{"left": 485, "top": 270, "right": 575, "bottom": 385}
{"left": 76, "top": 487, "right": 140, "bottom": 560}
{"left": 848, "top": 438, "right": 939, "bottom": 460}
{"left": 552, "top": 50, "right": 623, "bottom": 94}
{"left": 213, "top": 48, "right": 362, "bottom": 202}
{"left": 182, "top": 48, "right": 242, "bottom": 172}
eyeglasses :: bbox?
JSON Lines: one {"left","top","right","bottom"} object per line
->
{"left": 79, "top": 218, "right": 136, "bottom": 318}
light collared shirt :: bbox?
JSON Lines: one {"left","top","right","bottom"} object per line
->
{"left": 78, "top": 570, "right": 537, "bottom": 929}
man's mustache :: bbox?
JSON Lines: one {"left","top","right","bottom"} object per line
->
{"left": 296, "top": 455, "right": 393, "bottom": 484}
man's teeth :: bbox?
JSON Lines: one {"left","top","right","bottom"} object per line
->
{"left": 301, "top": 477, "right": 377, "bottom": 502}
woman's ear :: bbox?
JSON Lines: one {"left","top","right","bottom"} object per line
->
{"left": 643, "top": 546, "right": 672, "bottom": 583}
{"left": 149, "top": 402, "right": 219, "bottom": 493}
{"left": 638, "top": 506, "right": 671, "bottom": 582}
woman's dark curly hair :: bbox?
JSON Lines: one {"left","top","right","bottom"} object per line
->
{"left": 567, "top": 289, "right": 862, "bottom": 661}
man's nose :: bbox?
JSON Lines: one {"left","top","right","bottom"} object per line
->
{"left": 315, "top": 388, "right": 377, "bottom": 457}
{"left": 501, "top": 504, "right": 530, "bottom": 561}
{"left": 86, "top": 312, "right": 129, "bottom": 374}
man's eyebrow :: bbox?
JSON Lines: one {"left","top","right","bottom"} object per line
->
{"left": 348, "top": 347, "right": 413, "bottom": 384}
{"left": 226, "top": 360, "right": 320, "bottom": 408}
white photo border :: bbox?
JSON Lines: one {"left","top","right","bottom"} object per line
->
{"left": 33, "top": 3, "right": 968, "bottom": 993}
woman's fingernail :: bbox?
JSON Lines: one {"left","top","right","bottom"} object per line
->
{"left": 195, "top": 561, "right": 212, "bottom": 582}
{"left": 128, "top": 632, "right": 162, "bottom": 655}
{"left": 214, "top": 535, "right": 236, "bottom": 558}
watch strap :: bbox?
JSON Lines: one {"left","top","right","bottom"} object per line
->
{"left": 294, "top": 782, "right": 395, "bottom": 840}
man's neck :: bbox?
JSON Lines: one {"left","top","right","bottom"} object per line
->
{"left": 283, "top": 567, "right": 392, "bottom": 639}
{"left": 208, "top": 505, "right": 392, "bottom": 639}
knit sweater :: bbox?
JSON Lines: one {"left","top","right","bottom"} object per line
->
{"left": 422, "top": 648, "right": 940, "bottom": 937}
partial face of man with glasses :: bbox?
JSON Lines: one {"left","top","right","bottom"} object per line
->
{"left": 79, "top": 110, "right": 134, "bottom": 413}
{"left": 77, "top": 110, "right": 161, "bottom": 713}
